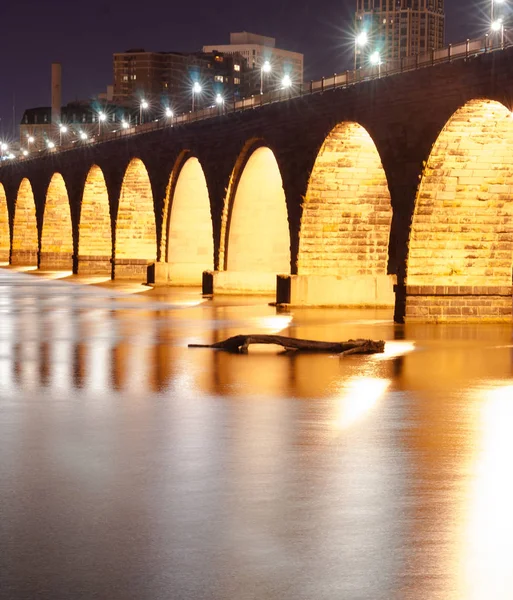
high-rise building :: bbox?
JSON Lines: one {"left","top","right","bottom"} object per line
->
{"left": 203, "top": 32, "right": 304, "bottom": 95}
{"left": 112, "top": 49, "right": 248, "bottom": 112}
{"left": 355, "top": 0, "right": 445, "bottom": 64}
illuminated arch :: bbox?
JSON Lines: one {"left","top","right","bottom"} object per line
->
{"left": 12, "top": 178, "right": 38, "bottom": 266}
{"left": 164, "top": 156, "right": 214, "bottom": 284}
{"left": 298, "top": 122, "right": 392, "bottom": 278}
{"left": 115, "top": 158, "right": 156, "bottom": 278}
{"left": 223, "top": 146, "right": 290, "bottom": 284}
{"left": 78, "top": 165, "right": 112, "bottom": 274}
{"left": 408, "top": 99, "right": 513, "bottom": 288}
{"left": 40, "top": 173, "right": 73, "bottom": 270}
{"left": 0, "top": 183, "right": 9, "bottom": 262}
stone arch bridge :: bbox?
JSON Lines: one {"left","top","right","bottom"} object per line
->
{"left": 2, "top": 47, "right": 513, "bottom": 322}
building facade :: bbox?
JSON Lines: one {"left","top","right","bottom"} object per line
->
{"left": 355, "top": 0, "right": 445, "bottom": 63}
{"left": 203, "top": 32, "right": 304, "bottom": 95}
{"left": 112, "top": 49, "right": 247, "bottom": 112}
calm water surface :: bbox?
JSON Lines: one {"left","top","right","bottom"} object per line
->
{"left": 1, "top": 268, "right": 512, "bottom": 600}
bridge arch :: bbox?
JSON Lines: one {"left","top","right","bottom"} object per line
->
{"left": 219, "top": 144, "right": 290, "bottom": 293}
{"left": 287, "top": 122, "right": 394, "bottom": 306}
{"left": 0, "top": 183, "right": 9, "bottom": 262}
{"left": 162, "top": 154, "right": 214, "bottom": 285}
{"left": 12, "top": 178, "right": 38, "bottom": 266}
{"left": 406, "top": 99, "right": 513, "bottom": 320}
{"left": 78, "top": 165, "right": 112, "bottom": 275}
{"left": 40, "top": 173, "right": 73, "bottom": 270}
{"left": 115, "top": 157, "right": 156, "bottom": 279}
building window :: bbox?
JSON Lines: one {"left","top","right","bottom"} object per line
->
{"left": 234, "top": 64, "right": 240, "bottom": 71}
{"left": 215, "top": 75, "right": 224, "bottom": 82}
{"left": 234, "top": 77, "right": 240, "bottom": 85}
{"left": 123, "top": 75, "right": 128, "bottom": 81}
{"left": 215, "top": 55, "right": 224, "bottom": 62}
{"left": 43, "top": 114, "right": 48, "bottom": 123}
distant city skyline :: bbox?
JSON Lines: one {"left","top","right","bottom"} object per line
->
{"left": 0, "top": 0, "right": 491, "bottom": 139}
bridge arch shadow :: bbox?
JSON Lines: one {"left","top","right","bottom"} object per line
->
{"left": 405, "top": 99, "right": 513, "bottom": 321}
{"left": 115, "top": 157, "right": 157, "bottom": 280}
{"left": 284, "top": 122, "right": 394, "bottom": 307}
{"left": 12, "top": 178, "right": 38, "bottom": 267}
{"left": 0, "top": 183, "right": 9, "bottom": 263}
{"left": 40, "top": 173, "right": 73, "bottom": 271}
{"left": 78, "top": 165, "right": 112, "bottom": 275}
{"left": 161, "top": 153, "right": 214, "bottom": 285}
{"left": 217, "top": 142, "right": 290, "bottom": 294}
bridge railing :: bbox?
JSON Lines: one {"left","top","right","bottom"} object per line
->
{"left": 2, "top": 34, "right": 508, "bottom": 167}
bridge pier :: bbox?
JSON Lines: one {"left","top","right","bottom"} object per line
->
{"left": 147, "top": 262, "right": 206, "bottom": 286}
{"left": 39, "top": 251, "right": 73, "bottom": 271}
{"left": 77, "top": 255, "right": 112, "bottom": 276}
{"left": 404, "top": 286, "right": 513, "bottom": 322}
{"left": 202, "top": 271, "right": 280, "bottom": 296}
{"left": 275, "top": 274, "right": 396, "bottom": 307}
{"left": 11, "top": 250, "right": 38, "bottom": 267}
{"left": 113, "top": 259, "right": 152, "bottom": 280}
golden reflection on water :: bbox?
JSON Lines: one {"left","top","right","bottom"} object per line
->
{"left": 462, "top": 383, "right": 513, "bottom": 600}
{"left": 334, "top": 377, "right": 391, "bottom": 429}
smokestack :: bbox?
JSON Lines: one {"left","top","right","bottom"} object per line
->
{"left": 51, "top": 63, "right": 62, "bottom": 125}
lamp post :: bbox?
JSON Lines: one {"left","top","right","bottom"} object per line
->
{"left": 80, "top": 131, "right": 88, "bottom": 141}
{"left": 139, "top": 100, "right": 148, "bottom": 125}
{"left": 215, "top": 93, "right": 224, "bottom": 114}
{"left": 59, "top": 124, "right": 67, "bottom": 146}
{"left": 98, "top": 111, "right": 107, "bottom": 135}
{"left": 0, "top": 142, "right": 7, "bottom": 159}
{"left": 354, "top": 31, "right": 368, "bottom": 70}
{"left": 192, "top": 82, "right": 202, "bottom": 112}
{"left": 260, "top": 60, "right": 271, "bottom": 94}
{"left": 370, "top": 51, "right": 382, "bottom": 77}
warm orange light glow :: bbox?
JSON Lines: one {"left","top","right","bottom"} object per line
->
{"left": 116, "top": 158, "right": 157, "bottom": 262}
{"left": 0, "top": 183, "right": 9, "bottom": 262}
{"left": 408, "top": 100, "right": 513, "bottom": 288}
{"left": 41, "top": 173, "right": 73, "bottom": 269}
{"left": 165, "top": 157, "right": 214, "bottom": 284}
{"left": 298, "top": 122, "right": 392, "bottom": 278}
{"left": 79, "top": 165, "right": 112, "bottom": 260}
{"left": 225, "top": 147, "right": 290, "bottom": 274}
{"left": 335, "top": 377, "right": 390, "bottom": 429}
{"left": 12, "top": 178, "right": 38, "bottom": 264}
{"left": 462, "top": 384, "right": 513, "bottom": 599}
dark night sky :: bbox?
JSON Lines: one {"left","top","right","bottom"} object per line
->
{"left": 0, "top": 1, "right": 484, "bottom": 140}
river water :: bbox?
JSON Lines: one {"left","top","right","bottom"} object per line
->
{"left": 1, "top": 268, "right": 512, "bottom": 600}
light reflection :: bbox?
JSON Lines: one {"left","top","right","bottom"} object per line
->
{"left": 464, "top": 384, "right": 513, "bottom": 600}
{"left": 374, "top": 340, "right": 415, "bottom": 361}
{"left": 39, "top": 270, "right": 73, "bottom": 280}
{"left": 335, "top": 377, "right": 390, "bottom": 429}
{"left": 251, "top": 314, "right": 292, "bottom": 333}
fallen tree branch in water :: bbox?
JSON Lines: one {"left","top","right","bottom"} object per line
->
{"left": 189, "top": 335, "right": 385, "bottom": 356}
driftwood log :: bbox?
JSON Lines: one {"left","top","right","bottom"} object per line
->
{"left": 189, "top": 335, "right": 385, "bottom": 356}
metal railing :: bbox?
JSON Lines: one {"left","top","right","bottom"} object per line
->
{"left": 2, "top": 34, "right": 508, "bottom": 167}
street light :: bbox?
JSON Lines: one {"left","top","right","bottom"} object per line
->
{"left": 140, "top": 100, "right": 149, "bottom": 125}
{"left": 192, "top": 82, "right": 202, "bottom": 112}
{"left": 0, "top": 142, "right": 7, "bottom": 159}
{"left": 165, "top": 106, "right": 173, "bottom": 118}
{"left": 22, "top": 150, "right": 28, "bottom": 157}
{"left": 47, "top": 141, "right": 55, "bottom": 149}
{"left": 355, "top": 31, "right": 368, "bottom": 70}
{"left": 492, "top": 17, "right": 505, "bottom": 47}
{"left": 370, "top": 50, "right": 382, "bottom": 77}
{"left": 260, "top": 60, "right": 271, "bottom": 94}
{"left": 79, "top": 131, "right": 88, "bottom": 141}
{"left": 121, "top": 120, "right": 129, "bottom": 129}
{"left": 282, "top": 74, "right": 292, "bottom": 89}
{"left": 59, "top": 124, "right": 67, "bottom": 146}
{"left": 98, "top": 111, "right": 107, "bottom": 134}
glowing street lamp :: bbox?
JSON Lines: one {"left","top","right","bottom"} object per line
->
{"left": 59, "top": 124, "right": 67, "bottom": 146}
{"left": 260, "top": 60, "right": 271, "bottom": 94}
{"left": 139, "top": 100, "right": 149, "bottom": 125}
{"left": 22, "top": 150, "right": 28, "bottom": 157}
{"left": 121, "top": 120, "right": 129, "bottom": 129}
{"left": 165, "top": 106, "right": 173, "bottom": 118}
{"left": 0, "top": 142, "right": 7, "bottom": 159}
{"left": 370, "top": 50, "right": 382, "bottom": 76}
{"left": 79, "top": 131, "right": 88, "bottom": 141}
{"left": 47, "top": 141, "right": 55, "bottom": 150}
{"left": 492, "top": 17, "right": 505, "bottom": 46}
{"left": 192, "top": 82, "right": 202, "bottom": 112}
{"left": 27, "top": 135, "right": 35, "bottom": 145}
{"left": 282, "top": 74, "right": 292, "bottom": 89}
{"left": 355, "top": 31, "right": 368, "bottom": 70}
{"left": 98, "top": 111, "right": 107, "bottom": 134}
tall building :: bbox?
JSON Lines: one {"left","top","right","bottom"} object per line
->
{"left": 112, "top": 49, "right": 247, "bottom": 112}
{"left": 203, "top": 32, "right": 304, "bottom": 95}
{"left": 355, "top": 0, "right": 445, "bottom": 64}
